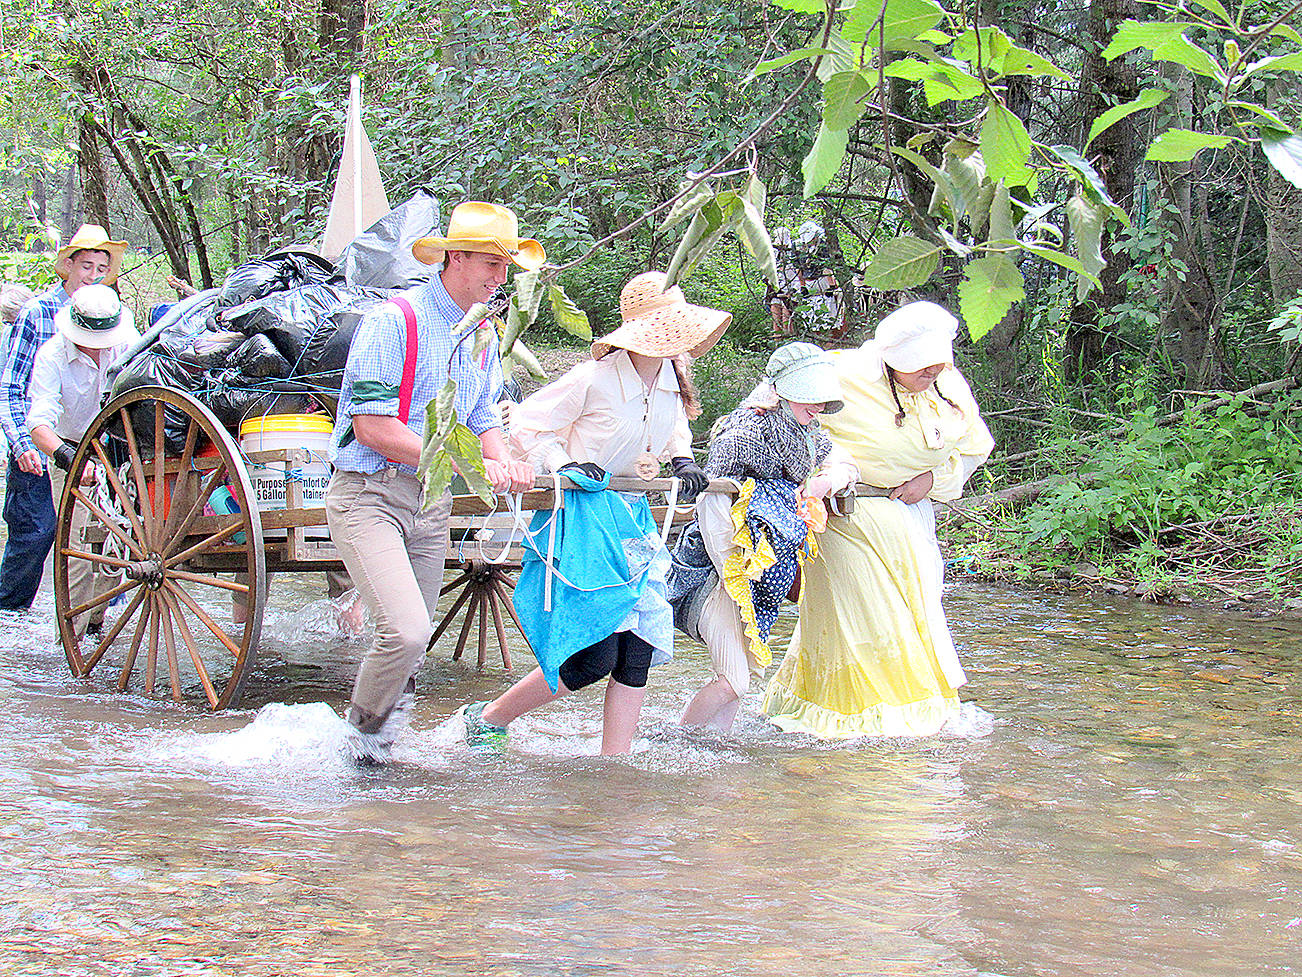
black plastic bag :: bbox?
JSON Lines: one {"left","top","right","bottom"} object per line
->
{"left": 176, "top": 330, "right": 247, "bottom": 371}
{"left": 216, "top": 250, "right": 336, "bottom": 309}
{"left": 230, "top": 334, "right": 292, "bottom": 379}
{"left": 335, "top": 189, "right": 441, "bottom": 289}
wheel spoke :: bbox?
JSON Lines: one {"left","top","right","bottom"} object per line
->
{"left": 153, "top": 400, "right": 166, "bottom": 534}
{"left": 161, "top": 464, "right": 228, "bottom": 560}
{"left": 167, "top": 569, "right": 250, "bottom": 594}
{"left": 71, "top": 478, "right": 145, "bottom": 560}
{"left": 452, "top": 591, "right": 482, "bottom": 662}
{"left": 117, "top": 407, "right": 155, "bottom": 549}
{"left": 163, "top": 519, "right": 246, "bottom": 567}
{"left": 60, "top": 547, "right": 131, "bottom": 570}
{"left": 116, "top": 593, "right": 153, "bottom": 690}
{"left": 490, "top": 578, "right": 532, "bottom": 653}
{"left": 160, "top": 419, "right": 199, "bottom": 544}
{"left": 438, "top": 569, "right": 473, "bottom": 597}
{"left": 430, "top": 581, "right": 476, "bottom": 646}
{"left": 162, "top": 589, "right": 218, "bottom": 708}
{"left": 82, "top": 586, "right": 147, "bottom": 674}
{"left": 487, "top": 585, "right": 513, "bottom": 671}
{"left": 144, "top": 595, "right": 161, "bottom": 694}
{"left": 164, "top": 580, "right": 244, "bottom": 658}
{"left": 63, "top": 574, "right": 138, "bottom": 621}
{"left": 476, "top": 589, "right": 489, "bottom": 668}
{"left": 157, "top": 591, "right": 183, "bottom": 703}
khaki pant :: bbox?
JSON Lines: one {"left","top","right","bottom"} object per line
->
{"left": 326, "top": 467, "right": 450, "bottom": 732}
{"left": 50, "top": 465, "right": 118, "bottom": 638}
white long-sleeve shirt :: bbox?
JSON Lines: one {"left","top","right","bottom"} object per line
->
{"left": 27, "top": 329, "right": 139, "bottom": 442}
{"left": 509, "top": 350, "right": 693, "bottom": 476}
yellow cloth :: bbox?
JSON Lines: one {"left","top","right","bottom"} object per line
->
{"left": 761, "top": 357, "right": 991, "bottom": 738}
{"left": 721, "top": 479, "right": 779, "bottom": 670}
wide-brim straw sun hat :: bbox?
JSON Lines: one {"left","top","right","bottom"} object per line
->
{"left": 411, "top": 201, "right": 546, "bottom": 271}
{"left": 56, "top": 224, "right": 128, "bottom": 285}
{"left": 591, "top": 271, "right": 732, "bottom": 360}
{"left": 55, "top": 283, "right": 136, "bottom": 349}
{"left": 765, "top": 341, "right": 844, "bottom": 412}
{"left": 868, "top": 300, "right": 957, "bottom": 374}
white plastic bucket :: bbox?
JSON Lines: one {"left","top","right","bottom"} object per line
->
{"left": 239, "top": 415, "right": 333, "bottom": 538}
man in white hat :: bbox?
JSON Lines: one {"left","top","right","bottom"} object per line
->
{"left": 0, "top": 223, "right": 127, "bottom": 612}
{"left": 327, "top": 200, "right": 538, "bottom": 762}
{"left": 27, "top": 284, "right": 139, "bottom": 636}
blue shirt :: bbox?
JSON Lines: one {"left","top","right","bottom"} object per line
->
{"left": 332, "top": 275, "right": 503, "bottom": 475}
{"left": 1, "top": 282, "right": 71, "bottom": 457}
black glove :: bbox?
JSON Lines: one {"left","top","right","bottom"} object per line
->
{"left": 670, "top": 456, "right": 708, "bottom": 502}
{"left": 52, "top": 443, "right": 76, "bottom": 472}
{"left": 559, "top": 461, "right": 608, "bottom": 482}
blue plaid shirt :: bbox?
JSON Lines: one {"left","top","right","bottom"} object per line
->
{"left": 332, "top": 275, "right": 504, "bottom": 475}
{"left": 1, "top": 282, "right": 71, "bottom": 458}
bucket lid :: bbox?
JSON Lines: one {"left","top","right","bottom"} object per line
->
{"left": 239, "top": 414, "right": 334, "bottom": 437}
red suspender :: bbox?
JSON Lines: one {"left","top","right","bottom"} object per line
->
{"left": 391, "top": 296, "right": 418, "bottom": 425}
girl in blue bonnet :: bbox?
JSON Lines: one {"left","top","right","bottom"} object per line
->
{"left": 668, "top": 342, "right": 858, "bottom": 733}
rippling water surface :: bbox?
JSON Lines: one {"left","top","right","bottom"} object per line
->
{"left": 1, "top": 553, "right": 1299, "bottom": 976}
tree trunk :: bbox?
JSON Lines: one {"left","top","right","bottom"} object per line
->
{"left": 1064, "top": 0, "right": 1138, "bottom": 382}
{"left": 59, "top": 162, "right": 78, "bottom": 239}
{"left": 1264, "top": 79, "right": 1302, "bottom": 306}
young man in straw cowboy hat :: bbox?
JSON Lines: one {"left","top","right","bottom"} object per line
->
{"left": 0, "top": 223, "right": 127, "bottom": 612}
{"left": 28, "top": 284, "right": 139, "bottom": 637}
{"left": 328, "top": 200, "right": 539, "bottom": 763}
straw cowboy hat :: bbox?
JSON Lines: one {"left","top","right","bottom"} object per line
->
{"left": 55, "top": 283, "right": 137, "bottom": 349}
{"left": 591, "top": 271, "right": 732, "bottom": 360}
{"left": 56, "top": 224, "right": 128, "bottom": 285}
{"left": 411, "top": 201, "right": 545, "bottom": 271}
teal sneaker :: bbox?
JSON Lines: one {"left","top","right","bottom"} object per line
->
{"left": 459, "top": 701, "right": 507, "bottom": 749}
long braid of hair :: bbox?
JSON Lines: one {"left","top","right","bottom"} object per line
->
{"left": 933, "top": 379, "right": 962, "bottom": 415}
{"left": 672, "top": 354, "right": 702, "bottom": 420}
{"left": 885, "top": 366, "right": 907, "bottom": 427}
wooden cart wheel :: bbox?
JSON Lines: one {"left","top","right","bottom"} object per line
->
{"left": 54, "top": 386, "right": 266, "bottom": 709}
{"left": 431, "top": 560, "right": 526, "bottom": 672}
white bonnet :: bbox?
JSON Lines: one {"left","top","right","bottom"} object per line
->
{"left": 859, "top": 301, "right": 957, "bottom": 379}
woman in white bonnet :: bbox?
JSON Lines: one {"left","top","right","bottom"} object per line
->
{"left": 762, "top": 301, "right": 994, "bottom": 738}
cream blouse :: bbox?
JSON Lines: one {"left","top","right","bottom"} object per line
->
{"left": 510, "top": 349, "right": 693, "bottom": 477}
{"left": 821, "top": 349, "right": 994, "bottom": 501}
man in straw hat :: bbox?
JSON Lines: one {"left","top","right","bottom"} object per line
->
{"left": 0, "top": 223, "right": 127, "bottom": 612}
{"left": 28, "top": 284, "right": 139, "bottom": 637}
{"left": 327, "top": 200, "right": 540, "bottom": 763}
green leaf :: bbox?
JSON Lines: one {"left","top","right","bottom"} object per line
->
{"left": 1145, "top": 128, "right": 1237, "bottom": 162}
{"left": 1085, "top": 88, "right": 1168, "bottom": 148}
{"left": 661, "top": 181, "right": 715, "bottom": 230}
{"left": 446, "top": 422, "right": 493, "bottom": 504}
{"left": 1100, "top": 20, "right": 1200, "bottom": 61}
{"left": 452, "top": 301, "right": 494, "bottom": 336}
{"left": 861, "top": 236, "right": 941, "bottom": 288}
{"left": 736, "top": 200, "right": 779, "bottom": 286}
{"left": 892, "top": 145, "right": 946, "bottom": 185}
{"left": 1021, "top": 242, "right": 1099, "bottom": 290}
{"left": 942, "top": 149, "right": 985, "bottom": 227}
{"left": 802, "top": 122, "right": 849, "bottom": 197}
{"left": 1042, "top": 143, "right": 1129, "bottom": 224}
{"left": 885, "top": 57, "right": 984, "bottom": 104}
{"left": 748, "top": 46, "right": 836, "bottom": 80}
{"left": 665, "top": 199, "right": 738, "bottom": 284}
{"left": 504, "top": 339, "right": 547, "bottom": 380}
{"left": 1000, "top": 44, "right": 1072, "bottom": 81}
{"left": 547, "top": 284, "right": 592, "bottom": 340}
{"left": 987, "top": 180, "right": 1014, "bottom": 244}
{"left": 951, "top": 26, "right": 1012, "bottom": 73}
{"left": 1187, "top": 0, "right": 1233, "bottom": 26}
{"left": 418, "top": 448, "right": 456, "bottom": 507}
{"left": 1225, "top": 100, "right": 1291, "bottom": 129}
{"left": 968, "top": 180, "right": 995, "bottom": 235}
{"left": 1243, "top": 52, "right": 1302, "bottom": 76}
{"left": 844, "top": 0, "right": 946, "bottom": 46}
{"left": 1261, "top": 128, "right": 1302, "bottom": 190}
{"left": 980, "top": 100, "right": 1032, "bottom": 186}
{"left": 743, "top": 174, "right": 768, "bottom": 215}
{"left": 1150, "top": 34, "right": 1227, "bottom": 82}
{"left": 1272, "top": 24, "right": 1302, "bottom": 45}
{"left": 958, "top": 254, "right": 1025, "bottom": 342}
{"left": 773, "top": 0, "right": 823, "bottom": 12}
{"left": 432, "top": 378, "right": 458, "bottom": 441}
{"left": 1066, "top": 193, "right": 1107, "bottom": 300}
{"left": 823, "top": 70, "right": 875, "bottom": 130}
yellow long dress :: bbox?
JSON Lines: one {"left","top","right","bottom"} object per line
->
{"left": 762, "top": 351, "right": 993, "bottom": 737}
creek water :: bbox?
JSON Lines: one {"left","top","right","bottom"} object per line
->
{"left": 1, "top": 557, "right": 1300, "bottom": 976}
